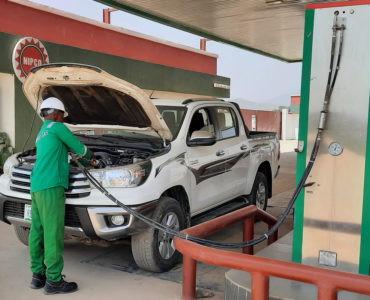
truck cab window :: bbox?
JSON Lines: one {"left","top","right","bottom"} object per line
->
{"left": 211, "top": 107, "right": 238, "bottom": 140}
{"left": 156, "top": 106, "right": 187, "bottom": 139}
{"left": 188, "top": 108, "right": 214, "bottom": 137}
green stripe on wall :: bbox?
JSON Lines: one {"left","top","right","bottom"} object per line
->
{"left": 0, "top": 32, "right": 230, "bottom": 98}
{"left": 359, "top": 92, "right": 370, "bottom": 275}
{"left": 292, "top": 9, "right": 314, "bottom": 263}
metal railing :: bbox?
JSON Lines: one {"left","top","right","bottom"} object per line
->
{"left": 174, "top": 205, "right": 278, "bottom": 299}
{"left": 174, "top": 205, "right": 370, "bottom": 300}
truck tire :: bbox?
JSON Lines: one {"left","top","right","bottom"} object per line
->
{"left": 131, "top": 197, "right": 185, "bottom": 272}
{"left": 14, "top": 225, "right": 29, "bottom": 246}
{"left": 250, "top": 172, "right": 268, "bottom": 211}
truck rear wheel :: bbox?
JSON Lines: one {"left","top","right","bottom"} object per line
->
{"left": 14, "top": 225, "right": 29, "bottom": 246}
{"left": 131, "top": 197, "right": 185, "bottom": 272}
{"left": 250, "top": 172, "right": 268, "bottom": 211}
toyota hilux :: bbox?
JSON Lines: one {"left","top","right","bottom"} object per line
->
{"left": 0, "top": 64, "right": 280, "bottom": 272}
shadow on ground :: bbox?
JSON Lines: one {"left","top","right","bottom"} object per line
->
{"left": 76, "top": 240, "right": 226, "bottom": 292}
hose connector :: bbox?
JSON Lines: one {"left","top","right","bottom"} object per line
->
{"left": 318, "top": 111, "right": 327, "bottom": 130}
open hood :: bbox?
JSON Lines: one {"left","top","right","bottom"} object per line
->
{"left": 23, "top": 63, "right": 172, "bottom": 141}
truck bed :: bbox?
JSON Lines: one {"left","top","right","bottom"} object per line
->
{"left": 248, "top": 131, "right": 277, "bottom": 140}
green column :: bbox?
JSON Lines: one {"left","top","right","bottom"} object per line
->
{"left": 291, "top": 8, "right": 314, "bottom": 264}
{"left": 359, "top": 93, "right": 370, "bottom": 275}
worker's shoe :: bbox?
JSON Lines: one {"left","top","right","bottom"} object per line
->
{"left": 30, "top": 273, "right": 46, "bottom": 289}
{"left": 43, "top": 276, "right": 78, "bottom": 295}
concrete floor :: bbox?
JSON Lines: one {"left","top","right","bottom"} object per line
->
{"left": 225, "top": 232, "right": 370, "bottom": 300}
{"left": 0, "top": 143, "right": 297, "bottom": 300}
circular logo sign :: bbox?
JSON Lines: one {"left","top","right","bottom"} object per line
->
{"left": 12, "top": 37, "right": 49, "bottom": 82}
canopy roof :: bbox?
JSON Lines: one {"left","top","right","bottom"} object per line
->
{"left": 96, "top": 0, "right": 349, "bottom": 62}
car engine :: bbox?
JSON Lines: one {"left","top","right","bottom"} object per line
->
{"left": 19, "top": 146, "right": 151, "bottom": 169}
{"left": 88, "top": 147, "right": 151, "bottom": 168}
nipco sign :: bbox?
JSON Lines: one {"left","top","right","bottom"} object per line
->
{"left": 12, "top": 37, "right": 49, "bottom": 82}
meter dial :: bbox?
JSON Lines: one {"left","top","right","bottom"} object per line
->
{"left": 328, "top": 142, "right": 343, "bottom": 156}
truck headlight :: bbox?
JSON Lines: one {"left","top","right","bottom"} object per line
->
{"left": 3, "top": 154, "right": 19, "bottom": 177}
{"left": 89, "top": 161, "right": 151, "bottom": 188}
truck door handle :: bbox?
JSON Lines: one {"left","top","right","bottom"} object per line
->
{"left": 240, "top": 144, "right": 248, "bottom": 150}
{"left": 216, "top": 150, "right": 225, "bottom": 156}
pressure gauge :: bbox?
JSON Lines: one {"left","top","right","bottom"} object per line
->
{"left": 328, "top": 142, "right": 343, "bottom": 156}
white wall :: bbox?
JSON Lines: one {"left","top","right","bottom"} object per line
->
{"left": 281, "top": 108, "right": 299, "bottom": 140}
{"left": 0, "top": 73, "right": 15, "bottom": 147}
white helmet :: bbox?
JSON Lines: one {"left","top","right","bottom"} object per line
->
{"left": 40, "top": 97, "right": 68, "bottom": 118}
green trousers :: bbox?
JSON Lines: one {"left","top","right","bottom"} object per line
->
{"left": 29, "top": 186, "right": 65, "bottom": 282}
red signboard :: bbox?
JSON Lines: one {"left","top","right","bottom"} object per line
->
{"left": 12, "top": 37, "right": 49, "bottom": 82}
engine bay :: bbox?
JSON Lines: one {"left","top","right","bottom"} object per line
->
{"left": 88, "top": 146, "right": 151, "bottom": 168}
{"left": 19, "top": 146, "right": 152, "bottom": 169}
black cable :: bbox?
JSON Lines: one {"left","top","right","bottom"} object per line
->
{"left": 323, "top": 12, "right": 338, "bottom": 106}
{"left": 328, "top": 25, "right": 345, "bottom": 100}
{"left": 19, "top": 88, "right": 41, "bottom": 164}
{"left": 74, "top": 113, "right": 323, "bottom": 248}
{"left": 73, "top": 12, "right": 345, "bottom": 249}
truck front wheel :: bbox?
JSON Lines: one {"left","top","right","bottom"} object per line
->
{"left": 14, "top": 225, "right": 29, "bottom": 246}
{"left": 250, "top": 172, "right": 268, "bottom": 211}
{"left": 131, "top": 197, "right": 185, "bottom": 272}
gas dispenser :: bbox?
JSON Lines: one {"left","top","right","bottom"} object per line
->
{"left": 292, "top": 1, "right": 370, "bottom": 275}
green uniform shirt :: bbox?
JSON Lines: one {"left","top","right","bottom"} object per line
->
{"left": 30, "top": 120, "right": 90, "bottom": 193}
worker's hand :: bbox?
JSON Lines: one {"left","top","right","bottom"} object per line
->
{"left": 88, "top": 158, "right": 102, "bottom": 168}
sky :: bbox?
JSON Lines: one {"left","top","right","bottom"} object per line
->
{"left": 31, "top": 0, "right": 302, "bottom": 107}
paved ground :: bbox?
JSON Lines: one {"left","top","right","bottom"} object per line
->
{"left": 0, "top": 141, "right": 297, "bottom": 300}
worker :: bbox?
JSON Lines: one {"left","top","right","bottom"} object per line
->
{"left": 29, "top": 97, "right": 93, "bottom": 294}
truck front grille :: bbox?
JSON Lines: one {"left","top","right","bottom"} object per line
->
{"left": 4, "top": 201, "right": 23, "bottom": 218}
{"left": 4, "top": 201, "right": 81, "bottom": 227}
{"left": 10, "top": 165, "right": 91, "bottom": 198}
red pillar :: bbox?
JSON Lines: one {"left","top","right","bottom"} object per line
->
{"left": 268, "top": 223, "right": 278, "bottom": 245}
{"left": 103, "top": 8, "right": 118, "bottom": 24}
{"left": 251, "top": 272, "right": 269, "bottom": 300}
{"left": 317, "top": 284, "right": 337, "bottom": 300}
{"left": 243, "top": 217, "right": 254, "bottom": 254}
{"left": 182, "top": 255, "right": 197, "bottom": 300}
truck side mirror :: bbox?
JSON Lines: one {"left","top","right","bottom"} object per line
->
{"left": 187, "top": 130, "right": 216, "bottom": 147}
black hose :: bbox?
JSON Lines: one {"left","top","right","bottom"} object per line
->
{"left": 19, "top": 88, "right": 41, "bottom": 164}
{"left": 74, "top": 13, "right": 345, "bottom": 249}
{"left": 74, "top": 116, "right": 322, "bottom": 249}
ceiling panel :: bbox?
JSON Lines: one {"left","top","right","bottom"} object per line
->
{"left": 97, "top": 0, "right": 350, "bottom": 62}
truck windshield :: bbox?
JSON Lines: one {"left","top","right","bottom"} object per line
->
{"left": 155, "top": 106, "right": 187, "bottom": 139}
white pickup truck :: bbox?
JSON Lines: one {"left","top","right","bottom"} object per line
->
{"left": 0, "top": 64, "right": 280, "bottom": 272}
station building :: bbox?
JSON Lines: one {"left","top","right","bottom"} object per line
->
{"left": 0, "top": 0, "right": 230, "bottom": 151}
